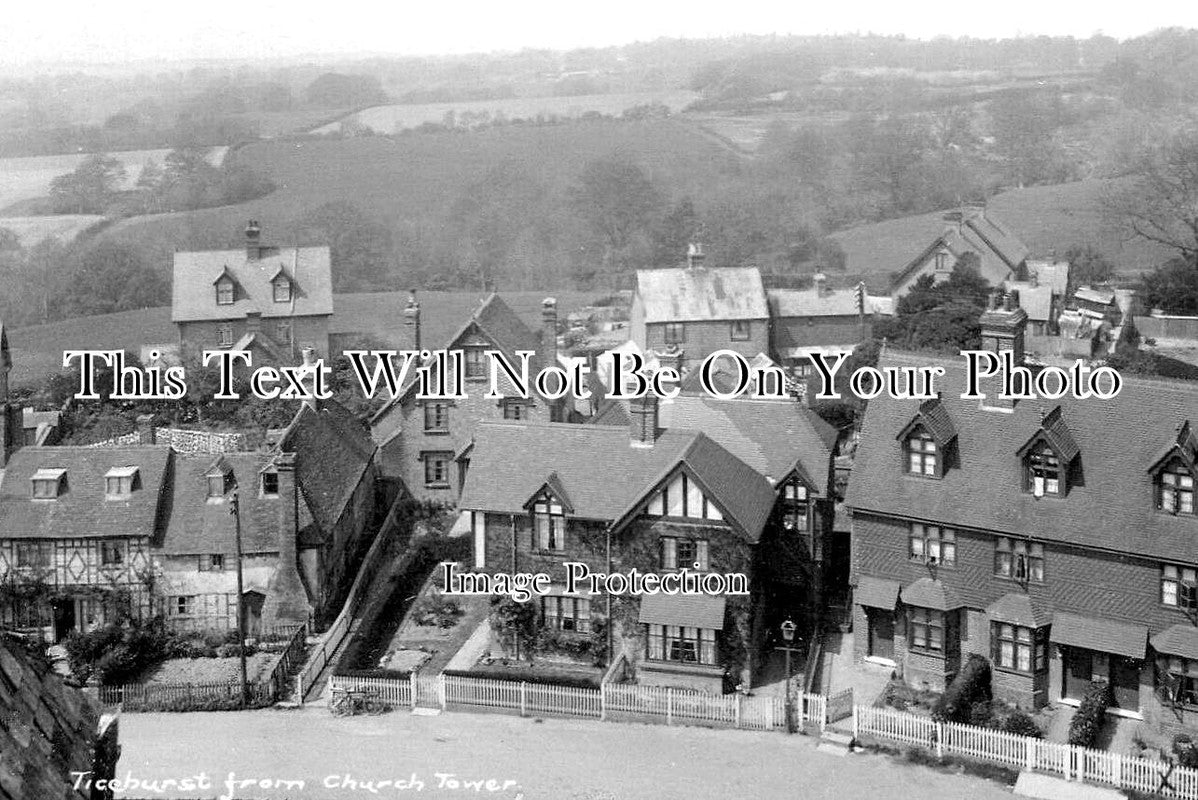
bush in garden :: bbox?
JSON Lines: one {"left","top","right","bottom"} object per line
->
{"left": 411, "top": 591, "right": 465, "bottom": 628}
{"left": 933, "top": 654, "right": 992, "bottom": 723}
{"left": 998, "top": 710, "right": 1043, "bottom": 739}
{"left": 1174, "top": 733, "right": 1198, "bottom": 768}
{"left": 1067, "top": 681, "right": 1111, "bottom": 747}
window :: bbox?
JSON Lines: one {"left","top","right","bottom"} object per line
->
{"left": 646, "top": 624, "right": 717, "bottom": 665}
{"left": 992, "top": 624, "right": 1047, "bottom": 673}
{"left": 261, "top": 471, "right": 279, "bottom": 497}
{"left": 502, "top": 400, "right": 530, "bottom": 421}
{"left": 168, "top": 596, "right": 195, "bottom": 617}
{"left": 661, "top": 537, "right": 709, "bottom": 570}
{"left": 908, "top": 524, "right": 956, "bottom": 566}
{"left": 906, "top": 431, "right": 938, "bottom": 476}
{"left": 1161, "top": 658, "right": 1198, "bottom": 707}
{"left": 1027, "top": 444, "right": 1061, "bottom": 496}
{"left": 541, "top": 596, "right": 590, "bottom": 633}
{"left": 908, "top": 607, "right": 944, "bottom": 653}
{"left": 423, "top": 402, "right": 450, "bottom": 432}
{"left": 730, "top": 320, "right": 751, "bottom": 341}
{"left": 533, "top": 501, "right": 566, "bottom": 552}
{"left": 216, "top": 279, "right": 234, "bottom": 305}
{"left": 423, "top": 452, "right": 452, "bottom": 487}
{"left": 781, "top": 482, "right": 808, "bottom": 532}
{"left": 646, "top": 472, "right": 721, "bottom": 520}
{"left": 275, "top": 320, "right": 292, "bottom": 343}
{"left": 32, "top": 477, "right": 61, "bottom": 499}
{"left": 995, "top": 538, "right": 1044, "bottom": 583}
{"left": 104, "top": 466, "right": 138, "bottom": 497}
{"left": 272, "top": 277, "right": 291, "bottom": 303}
{"left": 100, "top": 541, "right": 124, "bottom": 566}
{"left": 1162, "top": 565, "right": 1198, "bottom": 609}
{"left": 199, "top": 554, "right": 225, "bottom": 571}
{"left": 464, "top": 347, "right": 487, "bottom": 379}
{"left": 207, "top": 473, "right": 229, "bottom": 498}
{"left": 16, "top": 542, "right": 51, "bottom": 569}
{"left": 217, "top": 324, "right": 234, "bottom": 347}
{"left": 1159, "top": 461, "right": 1195, "bottom": 514}
{"left": 664, "top": 323, "right": 685, "bottom": 345}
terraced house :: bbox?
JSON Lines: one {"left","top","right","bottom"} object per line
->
{"left": 458, "top": 388, "right": 837, "bottom": 693}
{"left": 847, "top": 296, "right": 1198, "bottom": 734}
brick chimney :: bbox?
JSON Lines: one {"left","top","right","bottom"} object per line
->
{"left": 403, "top": 289, "right": 421, "bottom": 351}
{"left": 245, "top": 220, "right": 262, "bottom": 260}
{"left": 260, "top": 451, "right": 312, "bottom": 627}
{"left": 686, "top": 242, "right": 705, "bottom": 269}
{"left": 980, "top": 290, "right": 1028, "bottom": 365}
{"left": 0, "top": 321, "right": 19, "bottom": 467}
{"left": 541, "top": 297, "right": 558, "bottom": 365}
{"left": 136, "top": 413, "right": 155, "bottom": 445}
{"left": 629, "top": 393, "right": 660, "bottom": 447}
{"left": 813, "top": 272, "right": 828, "bottom": 298}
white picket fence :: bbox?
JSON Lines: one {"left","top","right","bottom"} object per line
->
{"left": 855, "top": 705, "right": 1198, "bottom": 799}
{"left": 328, "top": 672, "right": 825, "bottom": 733}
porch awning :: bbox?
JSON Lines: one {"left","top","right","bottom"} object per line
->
{"left": 1152, "top": 624, "right": 1198, "bottom": 661}
{"left": 1050, "top": 612, "right": 1147, "bottom": 659}
{"left": 986, "top": 593, "right": 1051, "bottom": 628}
{"left": 855, "top": 576, "right": 901, "bottom": 611}
{"left": 901, "top": 577, "right": 958, "bottom": 612}
{"left": 639, "top": 593, "right": 725, "bottom": 631}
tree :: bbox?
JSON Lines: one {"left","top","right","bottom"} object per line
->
{"left": 449, "top": 161, "right": 549, "bottom": 290}
{"left": 1063, "top": 244, "right": 1116, "bottom": 289}
{"left": 1139, "top": 257, "right": 1198, "bottom": 315}
{"left": 988, "top": 92, "right": 1072, "bottom": 186}
{"left": 62, "top": 241, "right": 167, "bottom": 317}
{"left": 1105, "top": 126, "right": 1198, "bottom": 265}
{"left": 568, "top": 153, "right": 661, "bottom": 282}
{"left": 296, "top": 202, "right": 395, "bottom": 292}
{"left": 650, "top": 197, "right": 698, "bottom": 266}
{"left": 48, "top": 153, "right": 127, "bottom": 214}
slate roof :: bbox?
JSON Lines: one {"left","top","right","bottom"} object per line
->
{"left": 635, "top": 267, "right": 769, "bottom": 323}
{"left": 459, "top": 422, "right": 777, "bottom": 543}
{"left": 845, "top": 351, "right": 1198, "bottom": 564}
{"left": 172, "top": 244, "right": 333, "bottom": 323}
{"left": 1152, "top": 624, "right": 1198, "bottom": 660}
{"left": 899, "top": 397, "right": 958, "bottom": 447}
{"left": 855, "top": 576, "right": 901, "bottom": 610}
{"left": 639, "top": 593, "right": 726, "bottom": 630}
{"left": 279, "top": 400, "right": 375, "bottom": 536}
{"left": 0, "top": 446, "right": 171, "bottom": 539}
{"left": 886, "top": 211, "right": 1030, "bottom": 292}
{"left": 986, "top": 593, "right": 1052, "bottom": 628}
{"left": 768, "top": 287, "right": 861, "bottom": 318}
{"left": 1051, "top": 611, "right": 1147, "bottom": 659}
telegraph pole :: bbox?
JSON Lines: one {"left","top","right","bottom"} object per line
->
{"left": 229, "top": 487, "right": 249, "bottom": 708}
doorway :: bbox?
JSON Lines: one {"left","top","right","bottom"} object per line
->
{"left": 1063, "top": 648, "right": 1092, "bottom": 702}
{"left": 867, "top": 608, "right": 895, "bottom": 661}
{"left": 51, "top": 598, "right": 76, "bottom": 642}
{"left": 1109, "top": 656, "right": 1141, "bottom": 712}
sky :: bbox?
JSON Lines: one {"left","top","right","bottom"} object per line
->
{"left": 2, "top": 0, "right": 1198, "bottom": 66}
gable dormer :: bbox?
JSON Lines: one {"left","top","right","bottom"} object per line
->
{"left": 523, "top": 473, "right": 572, "bottom": 553}
{"left": 644, "top": 468, "right": 725, "bottom": 522}
{"left": 269, "top": 265, "right": 294, "bottom": 303}
{"left": 204, "top": 458, "right": 234, "bottom": 500}
{"left": 897, "top": 397, "right": 957, "bottom": 478}
{"left": 31, "top": 468, "right": 66, "bottom": 499}
{"left": 1017, "top": 406, "right": 1080, "bottom": 497}
{"left": 104, "top": 465, "right": 141, "bottom": 498}
{"left": 213, "top": 268, "right": 238, "bottom": 306}
{"left": 777, "top": 468, "right": 814, "bottom": 533}
{"left": 1149, "top": 421, "right": 1198, "bottom": 515}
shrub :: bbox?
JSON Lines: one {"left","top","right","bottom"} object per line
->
{"left": 65, "top": 616, "right": 178, "bottom": 685}
{"left": 176, "top": 640, "right": 219, "bottom": 659}
{"left": 1067, "top": 681, "right": 1111, "bottom": 747}
{"left": 216, "top": 643, "right": 258, "bottom": 659}
{"left": 997, "top": 710, "right": 1043, "bottom": 739}
{"left": 1174, "top": 733, "right": 1198, "bottom": 768}
{"left": 933, "top": 654, "right": 992, "bottom": 723}
{"left": 410, "top": 591, "right": 465, "bottom": 629}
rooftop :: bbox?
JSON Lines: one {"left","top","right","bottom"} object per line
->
{"left": 635, "top": 266, "right": 769, "bottom": 323}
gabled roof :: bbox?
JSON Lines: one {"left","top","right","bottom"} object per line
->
{"left": 883, "top": 210, "right": 1029, "bottom": 292}
{"left": 1148, "top": 421, "right": 1198, "bottom": 475}
{"left": 635, "top": 267, "right": 769, "bottom": 323}
{"left": 0, "top": 446, "right": 171, "bottom": 539}
{"left": 172, "top": 245, "right": 333, "bottom": 322}
{"left": 897, "top": 397, "right": 957, "bottom": 449}
{"left": 459, "top": 422, "right": 777, "bottom": 543}
{"left": 279, "top": 400, "right": 375, "bottom": 536}
{"left": 846, "top": 351, "right": 1198, "bottom": 563}
{"left": 524, "top": 471, "right": 573, "bottom": 514}
{"left": 1024, "top": 259, "right": 1070, "bottom": 295}
{"left": 1016, "top": 406, "right": 1080, "bottom": 464}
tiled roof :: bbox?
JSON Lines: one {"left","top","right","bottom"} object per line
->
{"left": 639, "top": 593, "right": 726, "bottom": 630}
{"left": 1075, "top": 287, "right": 1116, "bottom": 305}
{"left": 768, "top": 287, "right": 861, "bottom": 318}
{"left": 855, "top": 576, "right": 901, "bottom": 610}
{"left": 900, "top": 397, "right": 957, "bottom": 448}
{"left": 901, "top": 577, "right": 959, "bottom": 611}
{"left": 1151, "top": 624, "right": 1198, "bottom": 660}
{"left": 160, "top": 453, "right": 288, "bottom": 556}
{"left": 1025, "top": 260, "right": 1070, "bottom": 295}
{"left": 459, "top": 422, "right": 777, "bottom": 542}
{"left": 0, "top": 446, "right": 170, "bottom": 539}
{"left": 1051, "top": 611, "right": 1147, "bottom": 659}
{"left": 986, "top": 592, "right": 1052, "bottom": 628}
{"left": 635, "top": 267, "right": 769, "bottom": 323}
{"left": 280, "top": 400, "right": 375, "bottom": 536}
{"left": 887, "top": 211, "right": 1029, "bottom": 291}
{"left": 845, "top": 351, "right": 1198, "bottom": 563}
{"left": 172, "top": 245, "right": 333, "bottom": 322}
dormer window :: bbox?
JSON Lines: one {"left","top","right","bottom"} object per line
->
{"left": 205, "top": 462, "right": 233, "bottom": 500}
{"left": 105, "top": 466, "right": 140, "bottom": 498}
{"left": 464, "top": 347, "right": 487, "bottom": 380}
{"left": 216, "top": 278, "right": 235, "bottom": 305}
{"left": 1158, "top": 459, "right": 1195, "bottom": 515}
{"left": 906, "top": 431, "right": 938, "bottom": 476}
{"left": 1026, "top": 444, "right": 1061, "bottom": 497}
{"left": 31, "top": 468, "right": 66, "bottom": 499}
{"left": 780, "top": 479, "right": 809, "bottom": 532}
{"left": 272, "top": 275, "right": 292, "bottom": 303}
{"left": 533, "top": 500, "right": 566, "bottom": 552}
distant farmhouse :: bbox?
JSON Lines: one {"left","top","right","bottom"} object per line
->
{"left": 172, "top": 221, "right": 334, "bottom": 362}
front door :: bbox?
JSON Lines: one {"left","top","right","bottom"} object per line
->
{"left": 1109, "top": 656, "right": 1141, "bottom": 712}
{"left": 51, "top": 599, "right": 76, "bottom": 642}
{"left": 1063, "top": 648, "right": 1092, "bottom": 702}
{"left": 867, "top": 608, "right": 895, "bottom": 660}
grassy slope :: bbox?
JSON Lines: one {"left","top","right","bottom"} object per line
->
{"left": 831, "top": 179, "right": 1176, "bottom": 285}
{"left": 97, "top": 118, "right": 736, "bottom": 275}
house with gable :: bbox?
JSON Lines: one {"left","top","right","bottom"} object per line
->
{"left": 371, "top": 293, "right": 560, "bottom": 503}
{"left": 630, "top": 245, "right": 770, "bottom": 370}
{"left": 767, "top": 273, "right": 871, "bottom": 373}
{"left": 171, "top": 220, "right": 333, "bottom": 362}
{"left": 459, "top": 391, "right": 833, "bottom": 693}
{"left": 846, "top": 293, "right": 1198, "bottom": 734}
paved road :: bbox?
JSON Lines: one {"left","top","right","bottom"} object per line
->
{"left": 113, "top": 706, "right": 1017, "bottom": 800}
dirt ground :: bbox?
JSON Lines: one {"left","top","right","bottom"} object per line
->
{"left": 115, "top": 705, "right": 1023, "bottom": 800}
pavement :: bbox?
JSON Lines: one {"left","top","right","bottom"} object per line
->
{"left": 822, "top": 630, "right": 894, "bottom": 704}
{"left": 112, "top": 706, "right": 1023, "bottom": 800}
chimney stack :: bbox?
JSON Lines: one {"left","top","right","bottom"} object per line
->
{"left": 136, "top": 413, "right": 155, "bottom": 445}
{"left": 541, "top": 297, "right": 558, "bottom": 365}
{"left": 686, "top": 242, "right": 705, "bottom": 269}
{"left": 629, "top": 393, "right": 660, "bottom": 447}
{"left": 245, "top": 220, "right": 262, "bottom": 260}
{"left": 300, "top": 347, "right": 319, "bottom": 411}
{"left": 979, "top": 290, "right": 1028, "bottom": 366}
{"left": 813, "top": 272, "right": 828, "bottom": 298}
{"left": 260, "top": 451, "right": 312, "bottom": 628}
{"left": 403, "top": 289, "right": 421, "bottom": 351}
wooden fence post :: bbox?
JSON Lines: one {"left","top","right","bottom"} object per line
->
{"left": 600, "top": 684, "right": 607, "bottom": 722}
{"left": 409, "top": 673, "right": 417, "bottom": 712}
{"left": 520, "top": 682, "right": 527, "bottom": 717}
{"left": 852, "top": 705, "right": 859, "bottom": 741}
{"left": 438, "top": 674, "right": 446, "bottom": 711}
{"left": 734, "top": 694, "right": 741, "bottom": 729}
{"left": 1025, "top": 737, "right": 1036, "bottom": 772}
{"left": 935, "top": 721, "right": 944, "bottom": 759}
{"left": 667, "top": 688, "right": 673, "bottom": 726}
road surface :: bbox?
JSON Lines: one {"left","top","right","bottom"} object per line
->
{"left": 111, "top": 706, "right": 1017, "bottom": 800}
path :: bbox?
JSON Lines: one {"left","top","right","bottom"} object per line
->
{"left": 116, "top": 706, "right": 1022, "bottom": 800}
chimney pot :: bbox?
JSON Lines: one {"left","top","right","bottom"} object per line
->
{"left": 686, "top": 242, "right": 706, "bottom": 268}
{"left": 403, "top": 291, "right": 421, "bottom": 350}
{"left": 542, "top": 297, "right": 559, "bottom": 365}
{"left": 136, "top": 413, "right": 155, "bottom": 445}
{"left": 245, "top": 219, "right": 262, "bottom": 260}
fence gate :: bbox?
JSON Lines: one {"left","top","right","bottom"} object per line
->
{"left": 413, "top": 673, "right": 442, "bottom": 711}
{"left": 826, "top": 688, "right": 853, "bottom": 724}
